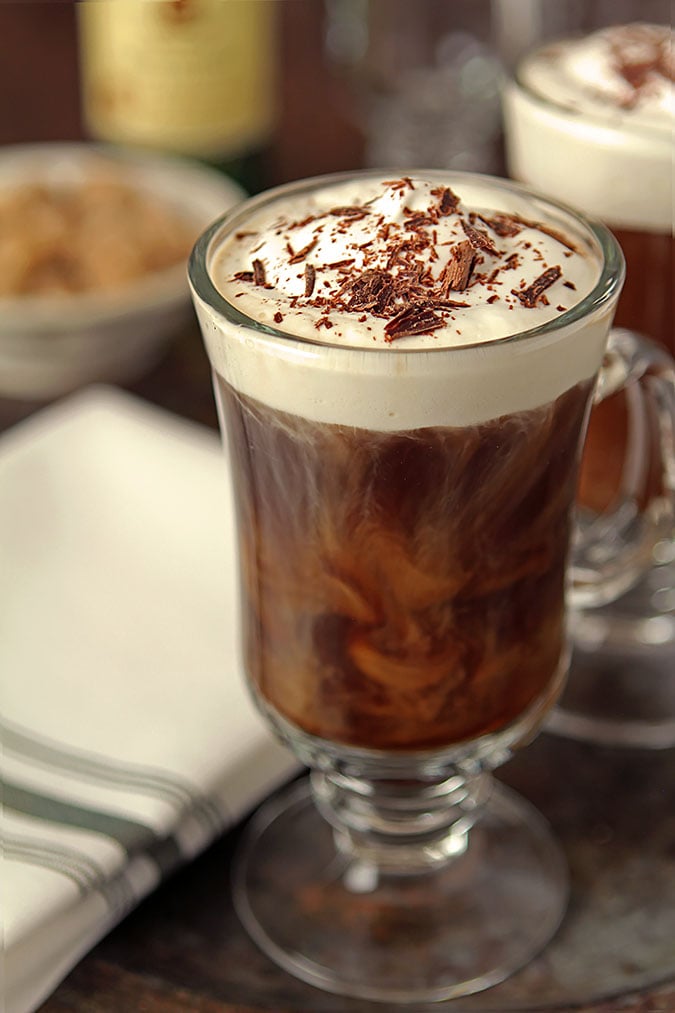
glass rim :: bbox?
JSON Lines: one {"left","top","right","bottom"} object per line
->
{"left": 188, "top": 169, "right": 625, "bottom": 357}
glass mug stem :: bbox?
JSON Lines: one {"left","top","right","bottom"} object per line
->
{"left": 312, "top": 767, "right": 490, "bottom": 872}
{"left": 570, "top": 328, "right": 675, "bottom": 610}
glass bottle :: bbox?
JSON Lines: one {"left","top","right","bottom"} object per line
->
{"left": 78, "top": 0, "right": 278, "bottom": 193}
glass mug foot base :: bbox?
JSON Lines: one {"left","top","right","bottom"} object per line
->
{"left": 548, "top": 638, "right": 675, "bottom": 750}
{"left": 233, "top": 777, "right": 568, "bottom": 1004}
{"left": 573, "top": 559, "right": 675, "bottom": 653}
{"left": 548, "top": 561, "right": 675, "bottom": 749}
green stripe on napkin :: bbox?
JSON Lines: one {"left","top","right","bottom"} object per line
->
{"left": 4, "top": 782, "right": 183, "bottom": 875}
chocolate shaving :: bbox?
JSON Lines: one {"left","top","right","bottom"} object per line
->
{"left": 340, "top": 269, "right": 394, "bottom": 314}
{"left": 461, "top": 220, "right": 499, "bottom": 256}
{"left": 442, "top": 241, "right": 476, "bottom": 292}
{"left": 478, "top": 213, "right": 523, "bottom": 238}
{"left": 324, "top": 258, "right": 355, "bottom": 270}
{"left": 383, "top": 177, "right": 415, "bottom": 191}
{"left": 385, "top": 244, "right": 403, "bottom": 270}
{"left": 273, "top": 311, "right": 284, "bottom": 323}
{"left": 330, "top": 206, "right": 369, "bottom": 219}
{"left": 612, "top": 27, "right": 672, "bottom": 92}
{"left": 232, "top": 270, "right": 254, "bottom": 282}
{"left": 304, "top": 263, "right": 316, "bottom": 297}
{"left": 512, "top": 214, "right": 579, "bottom": 253}
{"left": 437, "top": 187, "right": 460, "bottom": 215}
{"left": 617, "top": 58, "right": 656, "bottom": 91}
{"left": 404, "top": 213, "right": 435, "bottom": 231}
{"left": 289, "top": 238, "right": 319, "bottom": 264}
{"left": 384, "top": 305, "right": 443, "bottom": 342}
{"left": 423, "top": 298, "right": 470, "bottom": 310}
{"left": 294, "top": 213, "right": 319, "bottom": 229}
{"left": 252, "top": 259, "right": 266, "bottom": 286}
{"left": 512, "top": 266, "right": 562, "bottom": 308}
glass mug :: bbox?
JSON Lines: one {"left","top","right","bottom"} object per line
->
{"left": 501, "top": 14, "right": 675, "bottom": 746}
{"left": 189, "top": 171, "right": 674, "bottom": 1002}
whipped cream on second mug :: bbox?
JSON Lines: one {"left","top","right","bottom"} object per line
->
{"left": 520, "top": 23, "right": 672, "bottom": 132}
{"left": 198, "top": 174, "right": 611, "bottom": 430}
{"left": 505, "top": 24, "right": 673, "bottom": 232}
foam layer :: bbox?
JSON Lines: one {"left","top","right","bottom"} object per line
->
{"left": 504, "top": 24, "right": 674, "bottom": 231}
{"left": 211, "top": 176, "right": 599, "bottom": 347}
{"left": 192, "top": 173, "right": 615, "bottom": 430}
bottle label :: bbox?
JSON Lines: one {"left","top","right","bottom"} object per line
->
{"left": 79, "top": 0, "right": 277, "bottom": 158}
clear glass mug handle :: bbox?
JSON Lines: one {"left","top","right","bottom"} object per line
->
{"left": 570, "top": 327, "right": 675, "bottom": 610}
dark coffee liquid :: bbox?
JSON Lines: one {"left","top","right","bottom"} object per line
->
{"left": 217, "top": 376, "right": 593, "bottom": 751}
{"left": 612, "top": 227, "right": 674, "bottom": 355}
{"left": 579, "top": 228, "right": 673, "bottom": 511}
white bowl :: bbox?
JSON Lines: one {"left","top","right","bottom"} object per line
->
{"left": 0, "top": 143, "right": 245, "bottom": 400}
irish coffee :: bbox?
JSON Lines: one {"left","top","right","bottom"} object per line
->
{"left": 192, "top": 174, "right": 615, "bottom": 752}
{"left": 503, "top": 23, "right": 674, "bottom": 512}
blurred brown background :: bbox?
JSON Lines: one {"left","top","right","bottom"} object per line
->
{"left": 0, "top": 1, "right": 365, "bottom": 184}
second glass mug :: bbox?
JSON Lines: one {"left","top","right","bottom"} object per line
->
{"left": 500, "top": 12, "right": 675, "bottom": 747}
{"left": 189, "top": 171, "right": 675, "bottom": 1003}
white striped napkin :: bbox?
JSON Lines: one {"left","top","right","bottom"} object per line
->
{"left": 0, "top": 388, "right": 299, "bottom": 1013}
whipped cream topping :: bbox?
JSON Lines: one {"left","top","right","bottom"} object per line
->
{"left": 211, "top": 176, "right": 598, "bottom": 349}
{"left": 520, "top": 24, "right": 673, "bottom": 132}
{"left": 193, "top": 173, "right": 616, "bottom": 431}
{"left": 504, "top": 24, "right": 674, "bottom": 232}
